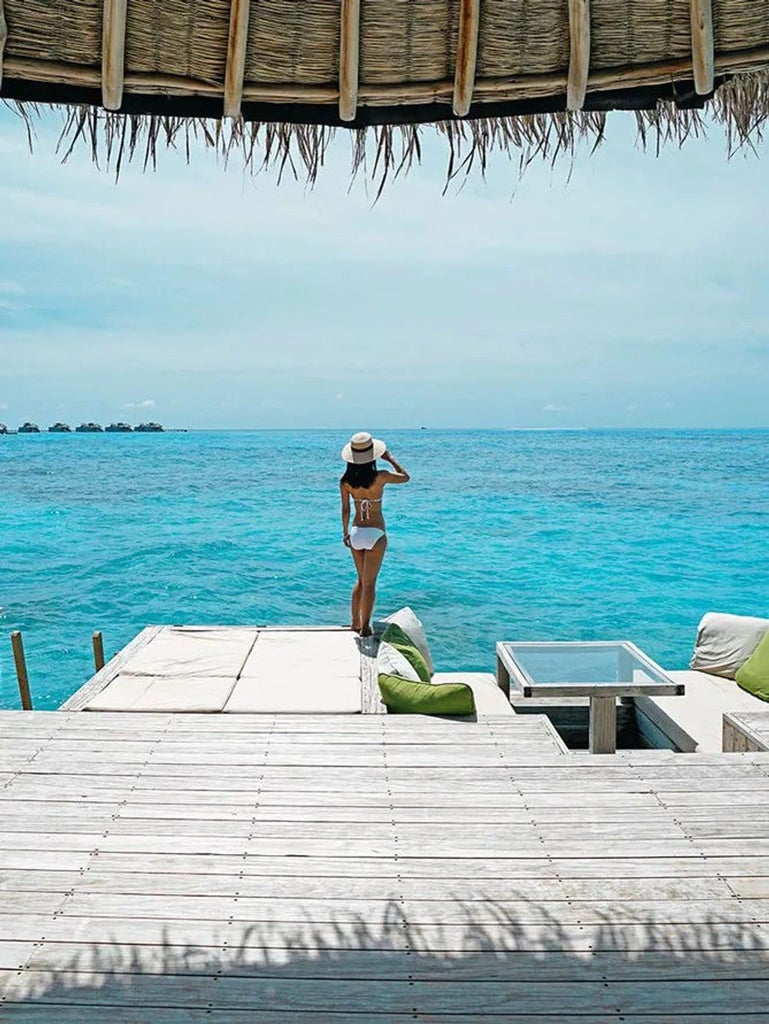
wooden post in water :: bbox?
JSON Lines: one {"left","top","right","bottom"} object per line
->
{"left": 92, "top": 631, "right": 106, "bottom": 672}
{"left": 10, "top": 631, "right": 33, "bottom": 710}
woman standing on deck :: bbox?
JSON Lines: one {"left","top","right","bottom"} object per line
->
{"left": 340, "top": 432, "right": 410, "bottom": 637}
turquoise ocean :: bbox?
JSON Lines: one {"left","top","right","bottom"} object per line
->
{"left": 1, "top": 429, "right": 766, "bottom": 709}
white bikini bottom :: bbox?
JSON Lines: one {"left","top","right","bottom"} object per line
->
{"left": 349, "top": 526, "right": 386, "bottom": 551}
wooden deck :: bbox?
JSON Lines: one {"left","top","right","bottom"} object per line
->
{"left": 723, "top": 711, "right": 769, "bottom": 753}
{"left": 1, "top": 710, "right": 769, "bottom": 1021}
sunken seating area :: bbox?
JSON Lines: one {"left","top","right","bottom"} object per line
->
{"left": 637, "top": 668, "right": 769, "bottom": 753}
{"left": 636, "top": 612, "right": 769, "bottom": 752}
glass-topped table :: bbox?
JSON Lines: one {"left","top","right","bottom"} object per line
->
{"left": 496, "top": 641, "right": 685, "bottom": 754}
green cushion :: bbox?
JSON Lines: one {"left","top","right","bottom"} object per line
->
{"left": 735, "top": 631, "right": 769, "bottom": 702}
{"left": 383, "top": 607, "right": 434, "bottom": 674}
{"left": 381, "top": 622, "right": 415, "bottom": 648}
{"left": 381, "top": 624, "right": 431, "bottom": 681}
{"left": 378, "top": 673, "right": 475, "bottom": 716}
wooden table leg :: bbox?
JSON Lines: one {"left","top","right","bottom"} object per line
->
{"left": 496, "top": 655, "right": 510, "bottom": 699}
{"left": 589, "top": 695, "right": 617, "bottom": 754}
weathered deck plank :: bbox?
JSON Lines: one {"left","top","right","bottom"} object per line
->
{"left": 13, "top": 942, "right": 769, "bottom": 981}
{"left": 3, "top": 912, "right": 766, "bottom": 954}
{"left": 3, "top": 969, "right": 769, "bottom": 1015}
{"left": 4, "top": 1014, "right": 769, "bottom": 1024}
{"left": 1, "top": 710, "right": 768, "bottom": 1020}
{"left": 0, "top": 868, "right": 735, "bottom": 902}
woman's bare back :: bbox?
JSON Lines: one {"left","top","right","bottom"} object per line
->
{"left": 345, "top": 475, "right": 388, "bottom": 530}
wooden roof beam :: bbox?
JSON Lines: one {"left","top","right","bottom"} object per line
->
{"left": 0, "top": 1, "right": 7, "bottom": 91}
{"left": 690, "top": 0, "right": 715, "bottom": 95}
{"left": 453, "top": 0, "right": 481, "bottom": 117}
{"left": 566, "top": 0, "right": 591, "bottom": 111}
{"left": 339, "top": 0, "right": 361, "bottom": 122}
{"left": 224, "top": 0, "right": 251, "bottom": 118}
{"left": 101, "top": 0, "right": 127, "bottom": 110}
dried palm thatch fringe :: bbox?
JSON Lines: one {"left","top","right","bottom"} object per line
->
{"left": 5, "top": 71, "right": 769, "bottom": 194}
{"left": 713, "top": 71, "right": 769, "bottom": 155}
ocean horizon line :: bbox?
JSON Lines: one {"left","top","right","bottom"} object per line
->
{"left": 5, "top": 425, "right": 768, "bottom": 434}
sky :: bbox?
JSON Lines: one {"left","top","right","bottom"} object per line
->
{"left": 0, "top": 104, "right": 767, "bottom": 430}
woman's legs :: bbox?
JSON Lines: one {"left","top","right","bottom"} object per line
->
{"left": 349, "top": 547, "right": 366, "bottom": 631}
{"left": 358, "top": 536, "right": 388, "bottom": 637}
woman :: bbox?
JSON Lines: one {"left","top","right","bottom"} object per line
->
{"left": 340, "top": 431, "right": 410, "bottom": 636}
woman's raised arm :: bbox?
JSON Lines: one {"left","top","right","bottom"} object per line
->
{"left": 381, "top": 450, "right": 410, "bottom": 483}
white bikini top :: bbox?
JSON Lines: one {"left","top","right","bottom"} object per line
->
{"left": 357, "top": 497, "right": 382, "bottom": 522}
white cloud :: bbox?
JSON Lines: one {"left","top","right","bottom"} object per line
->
{"left": 0, "top": 402, "right": 7, "bottom": 410}
{"left": 122, "top": 399, "right": 155, "bottom": 410}
{"left": 0, "top": 280, "right": 23, "bottom": 294}
{"left": 543, "top": 404, "right": 569, "bottom": 413}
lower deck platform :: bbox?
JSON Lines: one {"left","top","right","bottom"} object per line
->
{"left": 61, "top": 626, "right": 379, "bottom": 714}
{"left": 1, "top": 710, "right": 769, "bottom": 1021}
{"left": 60, "top": 625, "right": 516, "bottom": 719}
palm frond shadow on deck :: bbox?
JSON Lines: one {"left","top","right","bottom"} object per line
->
{"left": 6, "top": 899, "right": 769, "bottom": 1020}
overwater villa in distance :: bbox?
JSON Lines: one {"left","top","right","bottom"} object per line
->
{"left": 6, "top": 421, "right": 165, "bottom": 434}
{"left": 2, "top": 0, "right": 769, "bottom": 1020}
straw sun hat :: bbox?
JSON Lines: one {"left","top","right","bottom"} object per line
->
{"left": 341, "top": 431, "right": 386, "bottom": 464}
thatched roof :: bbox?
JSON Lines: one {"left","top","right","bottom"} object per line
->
{"left": 1, "top": 1, "right": 768, "bottom": 183}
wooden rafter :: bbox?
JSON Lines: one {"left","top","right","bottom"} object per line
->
{"left": 453, "top": 0, "right": 481, "bottom": 117}
{"left": 690, "top": 0, "right": 715, "bottom": 95}
{"left": 224, "top": 0, "right": 251, "bottom": 118}
{"left": 101, "top": 0, "right": 128, "bottom": 110}
{"left": 566, "top": 0, "right": 590, "bottom": 111}
{"left": 339, "top": 0, "right": 361, "bottom": 122}
{"left": 0, "top": 0, "right": 8, "bottom": 90}
{"left": 5, "top": 44, "right": 768, "bottom": 114}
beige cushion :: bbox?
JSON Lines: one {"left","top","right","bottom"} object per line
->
{"left": 690, "top": 612, "right": 769, "bottom": 679}
{"left": 238, "top": 630, "right": 359, "bottom": 677}
{"left": 224, "top": 675, "right": 361, "bottom": 713}
{"left": 225, "top": 630, "right": 361, "bottom": 713}
{"left": 121, "top": 627, "right": 258, "bottom": 678}
{"left": 86, "top": 674, "right": 237, "bottom": 713}
{"left": 432, "top": 672, "right": 514, "bottom": 716}
{"left": 636, "top": 669, "right": 768, "bottom": 753}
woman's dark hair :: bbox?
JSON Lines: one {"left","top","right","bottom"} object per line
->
{"left": 342, "top": 461, "right": 379, "bottom": 490}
